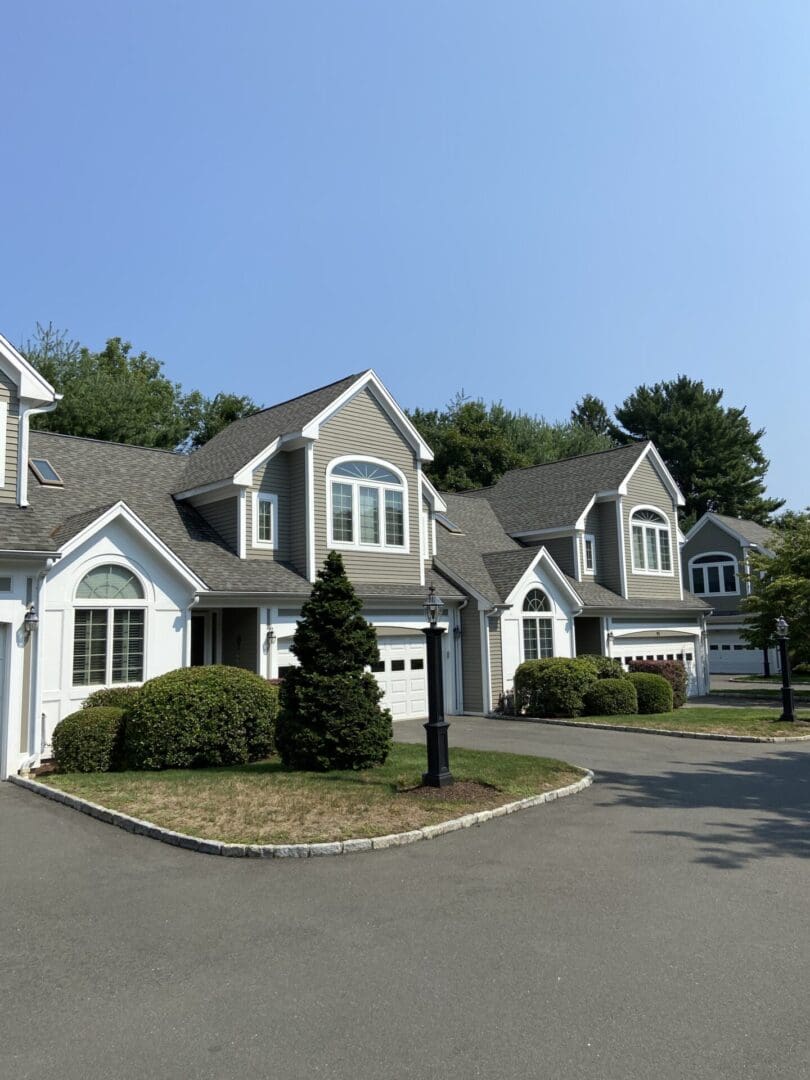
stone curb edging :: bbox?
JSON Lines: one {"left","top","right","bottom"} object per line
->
{"left": 502, "top": 715, "right": 810, "bottom": 744}
{"left": 7, "top": 770, "right": 594, "bottom": 858}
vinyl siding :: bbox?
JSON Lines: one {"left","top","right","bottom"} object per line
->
{"left": 542, "top": 536, "right": 576, "bottom": 577}
{"left": 596, "top": 501, "right": 622, "bottom": 593}
{"left": 581, "top": 507, "right": 601, "bottom": 581}
{"left": 197, "top": 496, "right": 239, "bottom": 552}
{"left": 681, "top": 520, "right": 746, "bottom": 614}
{"left": 488, "top": 616, "right": 503, "bottom": 708}
{"left": 0, "top": 369, "right": 20, "bottom": 505}
{"left": 461, "top": 603, "right": 483, "bottom": 712}
{"left": 313, "top": 387, "right": 421, "bottom": 583}
{"left": 288, "top": 447, "right": 308, "bottom": 576}
{"left": 246, "top": 453, "right": 290, "bottom": 560}
{"left": 623, "top": 457, "right": 681, "bottom": 599}
{"left": 221, "top": 608, "right": 258, "bottom": 671}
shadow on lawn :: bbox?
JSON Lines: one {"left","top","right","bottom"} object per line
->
{"left": 595, "top": 749, "right": 810, "bottom": 870}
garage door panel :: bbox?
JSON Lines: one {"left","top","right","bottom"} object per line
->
{"left": 371, "top": 635, "right": 428, "bottom": 721}
{"left": 611, "top": 639, "right": 698, "bottom": 695}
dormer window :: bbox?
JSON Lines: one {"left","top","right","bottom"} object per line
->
{"left": 690, "top": 553, "right": 738, "bottom": 595}
{"left": 328, "top": 458, "right": 408, "bottom": 552}
{"left": 630, "top": 508, "right": 672, "bottom": 574}
{"left": 29, "top": 458, "right": 63, "bottom": 486}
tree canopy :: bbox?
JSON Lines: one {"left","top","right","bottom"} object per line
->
{"left": 742, "top": 513, "right": 810, "bottom": 664}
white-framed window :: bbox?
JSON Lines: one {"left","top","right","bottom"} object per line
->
{"left": 522, "top": 588, "right": 554, "bottom": 660}
{"left": 630, "top": 507, "right": 673, "bottom": 574}
{"left": 252, "top": 491, "right": 278, "bottom": 549}
{"left": 689, "top": 552, "right": 739, "bottom": 596}
{"left": 583, "top": 534, "right": 596, "bottom": 574}
{"left": 72, "top": 564, "right": 147, "bottom": 687}
{"left": 327, "top": 458, "right": 408, "bottom": 552}
{"left": 0, "top": 400, "right": 7, "bottom": 487}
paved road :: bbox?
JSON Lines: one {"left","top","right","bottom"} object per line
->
{"left": 3, "top": 716, "right": 810, "bottom": 1080}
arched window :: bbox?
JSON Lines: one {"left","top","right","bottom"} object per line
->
{"left": 522, "top": 588, "right": 554, "bottom": 660}
{"left": 73, "top": 564, "right": 146, "bottom": 687}
{"left": 690, "top": 553, "right": 738, "bottom": 595}
{"left": 328, "top": 458, "right": 407, "bottom": 550}
{"left": 630, "top": 508, "right": 672, "bottom": 574}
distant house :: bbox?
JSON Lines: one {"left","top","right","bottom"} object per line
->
{"left": 0, "top": 331, "right": 709, "bottom": 779}
{"left": 681, "top": 512, "right": 777, "bottom": 675}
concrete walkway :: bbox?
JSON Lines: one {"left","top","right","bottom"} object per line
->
{"left": 3, "top": 716, "right": 810, "bottom": 1080}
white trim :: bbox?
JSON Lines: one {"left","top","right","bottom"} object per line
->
{"left": 510, "top": 526, "right": 577, "bottom": 540}
{"left": 684, "top": 512, "right": 774, "bottom": 555}
{"left": 326, "top": 455, "right": 410, "bottom": 554}
{"left": 233, "top": 437, "right": 282, "bottom": 488}
{"left": 306, "top": 441, "right": 316, "bottom": 581}
{"left": 480, "top": 609, "right": 491, "bottom": 713}
{"left": 620, "top": 442, "right": 685, "bottom": 507}
{"left": 417, "top": 465, "right": 426, "bottom": 588}
{"left": 57, "top": 501, "right": 206, "bottom": 592}
{"left": 501, "top": 546, "right": 584, "bottom": 612}
{"left": 616, "top": 497, "right": 628, "bottom": 597}
{"left": 519, "top": 589, "right": 556, "bottom": 663}
{"left": 174, "top": 477, "right": 247, "bottom": 502}
{"left": 628, "top": 504, "right": 675, "bottom": 577}
{"left": 574, "top": 495, "right": 596, "bottom": 531}
{"left": 420, "top": 472, "right": 447, "bottom": 513}
{"left": 0, "top": 333, "right": 59, "bottom": 404}
{"left": 237, "top": 490, "right": 247, "bottom": 559}
{"left": 687, "top": 550, "right": 740, "bottom": 597}
{"left": 251, "top": 491, "right": 278, "bottom": 550}
{"left": 0, "top": 401, "right": 6, "bottom": 487}
{"left": 583, "top": 533, "right": 596, "bottom": 575}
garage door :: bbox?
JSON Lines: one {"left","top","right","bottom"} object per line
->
{"left": 611, "top": 639, "right": 699, "bottom": 695}
{"left": 709, "top": 632, "right": 769, "bottom": 674}
{"left": 370, "top": 635, "right": 428, "bottom": 721}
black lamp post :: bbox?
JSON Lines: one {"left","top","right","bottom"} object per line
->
{"left": 422, "top": 585, "right": 453, "bottom": 788}
{"left": 776, "top": 615, "right": 795, "bottom": 723}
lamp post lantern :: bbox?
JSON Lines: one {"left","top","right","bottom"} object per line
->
{"left": 422, "top": 585, "right": 453, "bottom": 788}
{"left": 775, "top": 615, "right": 795, "bottom": 723}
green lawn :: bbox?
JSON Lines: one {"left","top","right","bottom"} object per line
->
{"left": 42, "top": 743, "right": 582, "bottom": 845}
{"left": 725, "top": 674, "right": 810, "bottom": 686}
{"left": 709, "top": 687, "right": 810, "bottom": 701}
{"left": 559, "top": 706, "right": 810, "bottom": 738}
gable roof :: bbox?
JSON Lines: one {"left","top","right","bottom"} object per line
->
{"left": 461, "top": 442, "right": 650, "bottom": 534}
{"left": 434, "top": 493, "right": 522, "bottom": 604}
{"left": 176, "top": 372, "right": 363, "bottom": 493}
{"left": 689, "top": 512, "right": 776, "bottom": 551}
{"left": 0, "top": 332, "right": 59, "bottom": 404}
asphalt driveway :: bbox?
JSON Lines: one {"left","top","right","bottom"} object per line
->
{"left": 2, "top": 716, "right": 810, "bottom": 1080}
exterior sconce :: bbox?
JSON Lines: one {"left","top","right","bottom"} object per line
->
{"left": 23, "top": 606, "right": 39, "bottom": 636}
{"left": 266, "top": 627, "right": 276, "bottom": 645}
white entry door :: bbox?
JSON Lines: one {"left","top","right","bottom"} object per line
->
{"left": 371, "top": 635, "right": 428, "bottom": 720}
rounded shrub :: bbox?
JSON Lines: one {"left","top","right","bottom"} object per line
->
{"left": 583, "top": 677, "right": 638, "bottom": 716}
{"left": 628, "top": 672, "right": 673, "bottom": 714}
{"left": 52, "top": 707, "right": 126, "bottom": 773}
{"left": 124, "top": 665, "right": 279, "bottom": 770}
{"left": 627, "top": 659, "right": 687, "bottom": 708}
{"left": 514, "top": 657, "right": 598, "bottom": 718}
{"left": 84, "top": 685, "right": 142, "bottom": 711}
{"left": 578, "top": 654, "right": 628, "bottom": 680}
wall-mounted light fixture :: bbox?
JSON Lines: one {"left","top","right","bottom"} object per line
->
{"left": 266, "top": 627, "right": 276, "bottom": 645}
{"left": 23, "top": 606, "right": 39, "bottom": 636}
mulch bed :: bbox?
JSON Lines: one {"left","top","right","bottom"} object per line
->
{"left": 399, "top": 780, "right": 500, "bottom": 802}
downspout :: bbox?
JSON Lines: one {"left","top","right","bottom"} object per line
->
{"left": 19, "top": 401, "right": 60, "bottom": 507}
{"left": 19, "top": 558, "right": 56, "bottom": 774}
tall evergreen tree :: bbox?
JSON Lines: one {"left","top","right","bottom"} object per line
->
{"left": 742, "top": 514, "right": 810, "bottom": 664}
{"left": 275, "top": 552, "right": 392, "bottom": 770}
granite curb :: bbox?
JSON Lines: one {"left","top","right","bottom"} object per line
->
{"left": 7, "top": 770, "right": 594, "bottom": 858}
{"left": 503, "top": 716, "right": 810, "bottom": 743}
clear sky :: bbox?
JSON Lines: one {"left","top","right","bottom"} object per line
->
{"left": 3, "top": 2, "right": 809, "bottom": 509}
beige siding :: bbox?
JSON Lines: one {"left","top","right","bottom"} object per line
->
{"left": 488, "top": 616, "right": 503, "bottom": 708}
{"left": 461, "top": 604, "right": 483, "bottom": 712}
{"left": 221, "top": 608, "right": 258, "bottom": 671}
{"left": 623, "top": 457, "right": 682, "bottom": 600}
{"left": 543, "top": 536, "right": 575, "bottom": 577}
{"left": 313, "top": 387, "right": 421, "bottom": 583}
{"left": 0, "top": 369, "right": 20, "bottom": 505}
{"left": 682, "top": 520, "right": 746, "bottom": 613}
{"left": 197, "top": 496, "right": 239, "bottom": 552}
{"left": 596, "top": 501, "right": 622, "bottom": 593}
{"left": 288, "top": 447, "right": 308, "bottom": 576}
{"left": 246, "top": 453, "right": 290, "bottom": 560}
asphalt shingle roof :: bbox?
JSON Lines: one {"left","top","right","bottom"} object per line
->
{"left": 462, "top": 442, "right": 650, "bottom": 534}
{"left": 709, "top": 513, "right": 775, "bottom": 550}
{"left": 434, "top": 494, "right": 523, "bottom": 604}
{"left": 176, "top": 372, "right": 364, "bottom": 492}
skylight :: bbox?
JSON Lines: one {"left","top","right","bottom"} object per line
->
{"left": 29, "top": 458, "right": 63, "bottom": 486}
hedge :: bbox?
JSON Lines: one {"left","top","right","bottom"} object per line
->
{"left": 124, "top": 665, "right": 279, "bottom": 770}
{"left": 578, "top": 654, "right": 628, "bottom": 680}
{"left": 514, "top": 657, "right": 598, "bottom": 718}
{"left": 628, "top": 659, "right": 687, "bottom": 708}
{"left": 84, "top": 685, "right": 142, "bottom": 711}
{"left": 627, "top": 672, "right": 673, "bottom": 714}
{"left": 583, "top": 678, "right": 638, "bottom": 716}
{"left": 52, "top": 707, "right": 126, "bottom": 773}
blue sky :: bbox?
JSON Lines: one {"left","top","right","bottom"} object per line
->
{"left": 3, "top": 2, "right": 809, "bottom": 509}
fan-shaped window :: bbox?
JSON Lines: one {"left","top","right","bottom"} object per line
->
{"left": 630, "top": 507, "right": 672, "bottom": 574}
{"left": 690, "top": 553, "right": 738, "bottom": 595}
{"left": 522, "top": 589, "right": 553, "bottom": 659}
{"left": 73, "top": 565, "right": 146, "bottom": 687}
{"left": 328, "top": 458, "right": 407, "bottom": 551}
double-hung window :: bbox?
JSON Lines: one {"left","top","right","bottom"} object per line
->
{"left": 690, "top": 553, "right": 738, "bottom": 595}
{"left": 329, "top": 460, "right": 407, "bottom": 551}
{"left": 630, "top": 508, "right": 672, "bottom": 574}
{"left": 73, "top": 564, "right": 146, "bottom": 687}
{"left": 522, "top": 589, "right": 554, "bottom": 660}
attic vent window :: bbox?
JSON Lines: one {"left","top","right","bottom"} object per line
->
{"left": 435, "top": 512, "right": 463, "bottom": 534}
{"left": 29, "top": 459, "right": 63, "bottom": 486}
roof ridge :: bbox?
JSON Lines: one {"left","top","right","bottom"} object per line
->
{"left": 30, "top": 430, "right": 186, "bottom": 456}
{"left": 224, "top": 370, "right": 368, "bottom": 423}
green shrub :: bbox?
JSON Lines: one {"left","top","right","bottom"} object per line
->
{"left": 84, "top": 685, "right": 142, "bottom": 711}
{"left": 627, "top": 659, "right": 687, "bottom": 708}
{"left": 577, "top": 654, "right": 627, "bottom": 680}
{"left": 583, "top": 678, "right": 638, "bottom": 716}
{"left": 628, "top": 672, "right": 673, "bottom": 714}
{"left": 52, "top": 707, "right": 126, "bottom": 773}
{"left": 124, "top": 665, "right": 279, "bottom": 770}
{"left": 514, "top": 657, "right": 598, "bottom": 718}
{"left": 792, "top": 662, "right": 810, "bottom": 676}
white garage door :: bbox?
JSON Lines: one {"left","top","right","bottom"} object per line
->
{"left": 709, "top": 632, "right": 768, "bottom": 674}
{"left": 612, "top": 639, "right": 699, "bottom": 695}
{"left": 371, "top": 635, "right": 428, "bottom": 721}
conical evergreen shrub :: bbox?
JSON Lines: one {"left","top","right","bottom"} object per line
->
{"left": 275, "top": 551, "right": 393, "bottom": 770}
